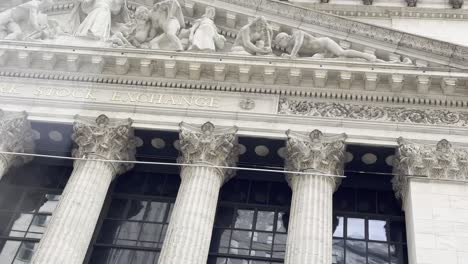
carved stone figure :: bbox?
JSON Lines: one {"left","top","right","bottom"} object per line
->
{"left": 69, "top": 0, "right": 130, "bottom": 41}
{"left": 406, "top": 0, "right": 417, "bottom": 7}
{"left": 450, "top": 0, "right": 464, "bottom": 9}
{"left": 275, "top": 30, "right": 381, "bottom": 62}
{"left": 149, "top": 0, "right": 185, "bottom": 51}
{"left": 188, "top": 7, "right": 225, "bottom": 52}
{"left": 0, "top": 0, "right": 51, "bottom": 40}
{"left": 231, "top": 16, "right": 273, "bottom": 55}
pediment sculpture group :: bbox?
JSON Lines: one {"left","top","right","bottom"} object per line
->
{"left": 0, "top": 0, "right": 407, "bottom": 62}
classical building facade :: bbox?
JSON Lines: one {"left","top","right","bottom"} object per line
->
{"left": 0, "top": 0, "right": 467, "bottom": 264}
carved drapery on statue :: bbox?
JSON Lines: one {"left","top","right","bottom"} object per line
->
{"left": 178, "top": 122, "right": 238, "bottom": 180}
{"left": 0, "top": 110, "right": 34, "bottom": 167}
{"left": 72, "top": 114, "right": 136, "bottom": 175}
{"left": 392, "top": 137, "right": 468, "bottom": 200}
{"left": 285, "top": 129, "right": 347, "bottom": 188}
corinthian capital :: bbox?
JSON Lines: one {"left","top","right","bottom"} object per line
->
{"left": 72, "top": 114, "right": 136, "bottom": 175}
{"left": 178, "top": 122, "right": 239, "bottom": 175}
{"left": 285, "top": 129, "right": 347, "bottom": 186}
{"left": 393, "top": 137, "right": 468, "bottom": 200}
{"left": 0, "top": 110, "right": 35, "bottom": 167}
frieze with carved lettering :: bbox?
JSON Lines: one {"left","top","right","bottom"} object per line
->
{"left": 278, "top": 98, "right": 468, "bottom": 127}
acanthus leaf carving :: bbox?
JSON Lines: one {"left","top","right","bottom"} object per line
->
{"left": 178, "top": 122, "right": 239, "bottom": 179}
{"left": 392, "top": 137, "right": 468, "bottom": 201}
{"left": 278, "top": 98, "right": 468, "bottom": 127}
{"left": 72, "top": 114, "right": 136, "bottom": 175}
{"left": 285, "top": 129, "right": 347, "bottom": 188}
{"left": 0, "top": 110, "right": 35, "bottom": 167}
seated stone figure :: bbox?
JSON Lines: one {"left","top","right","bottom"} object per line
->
{"left": 0, "top": 0, "right": 51, "bottom": 40}
{"left": 231, "top": 16, "right": 273, "bottom": 55}
{"left": 275, "top": 30, "right": 380, "bottom": 62}
{"left": 149, "top": 0, "right": 185, "bottom": 51}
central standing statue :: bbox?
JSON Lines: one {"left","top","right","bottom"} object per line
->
{"left": 69, "top": 0, "right": 130, "bottom": 41}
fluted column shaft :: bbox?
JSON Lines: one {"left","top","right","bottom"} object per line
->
{"left": 159, "top": 122, "right": 238, "bottom": 264}
{"left": 32, "top": 160, "right": 114, "bottom": 264}
{"left": 159, "top": 166, "right": 224, "bottom": 264}
{"left": 32, "top": 114, "right": 135, "bottom": 264}
{"left": 284, "top": 129, "right": 346, "bottom": 264}
{"left": 285, "top": 174, "right": 335, "bottom": 264}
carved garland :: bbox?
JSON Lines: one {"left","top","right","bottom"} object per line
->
{"left": 278, "top": 98, "right": 468, "bottom": 127}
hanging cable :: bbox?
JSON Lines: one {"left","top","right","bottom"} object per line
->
{"left": 0, "top": 151, "right": 347, "bottom": 178}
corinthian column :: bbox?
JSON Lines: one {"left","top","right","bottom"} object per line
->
{"left": 393, "top": 138, "right": 468, "bottom": 264}
{"left": 284, "top": 129, "right": 346, "bottom": 264}
{"left": 0, "top": 110, "right": 34, "bottom": 180}
{"left": 32, "top": 114, "right": 136, "bottom": 264}
{"left": 159, "top": 122, "right": 238, "bottom": 264}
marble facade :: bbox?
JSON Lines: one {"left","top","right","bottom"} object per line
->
{"left": 0, "top": 0, "right": 467, "bottom": 264}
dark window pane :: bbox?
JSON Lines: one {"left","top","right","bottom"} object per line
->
{"left": 0, "top": 188, "right": 23, "bottom": 210}
{"left": 114, "top": 173, "right": 145, "bottom": 194}
{"left": 378, "top": 191, "right": 401, "bottom": 215}
{"left": 345, "top": 240, "right": 366, "bottom": 264}
{"left": 161, "top": 175, "right": 180, "bottom": 197}
{"left": 15, "top": 241, "right": 37, "bottom": 263}
{"left": 0, "top": 240, "right": 21, "bottom": 263}
{"left": 332, "top": 239, "right": 344, "bottom": 264}
{"left": 127, "top": 201, "right": 147, "bottom": 221}
{"left": 389, "top": 221, "right": 406, "bottom": 243}
{"left": 107, "top": 199, "right": 128, "bottom": 219}
{"left": 357, "top": 190, "right": 377, "bottom": 213}
{"left": 144, "top": 174, "right": 164, "bottom": 196}
{"left": 220, "top": 179, "right": 249, "bottom": 203}
{"left": 390, "top": 244, "right": 408, "bottom": 264}
{"left": 139, "top": 223, "right": 163, "bottom": 243}
{"left": 369, "top": 219, "right": 388, "bottom": 242}
{"left": 0, "top": 212, "right": 14, "bottom": 235}
{"left": 210, "top": 228, "right": 230, "bottom": 253}
{"left": 334, "top": 188, "right": 355, "bottom": 212}
{"left": 132, "top": 250, "right": 157, "bottom": 264}
{"left": 368, "top": 242, "right": 389, "bottom": 264}
{"left": 347, "top": 218, "right": 365, "bottom": 239}
{"left": 268, "top": 182, "right": 291, "bottom": 206}
{"left": 214, "top": 207, "right": 235, "bottom": 228}
{"left": 97, "top": 219, "right": 121, "bottom": 244}
{"left": 249, "top": 182, "right": 269, "bottom": 205}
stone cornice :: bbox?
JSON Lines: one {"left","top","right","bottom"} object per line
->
{"left": 393, "top": 137, "right": 468, "bottom": 201}
{"left": 1, "top": 41, "right": 468, "bottom": 109}
{"left": 178, "top": 122, "right": 239, "bottom": 180}
{"left": 72, "top": 114, "right": 136, "bottom": 175}
{"left": 285, "top": 129, "right": 347, "bottom": 188}
{"left": 303, "top": 3, "right": 468, "bottom": 20}
{"left": 0, "top": 110, "right": 35, "bottom": 167}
